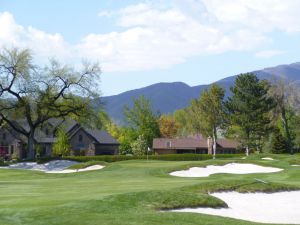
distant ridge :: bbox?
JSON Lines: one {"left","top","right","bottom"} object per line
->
{"left": 95, "top": 62, "right": 300, "bottom": 123}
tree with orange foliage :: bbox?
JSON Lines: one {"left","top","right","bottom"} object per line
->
{"left": 158, "top": 115, "right": 180, "bottom": 138}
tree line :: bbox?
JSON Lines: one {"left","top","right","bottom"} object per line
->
{"left": 102, "top": 73, "right": 300, "bottom": 156}
{"left": 1, "top": 48, "right": 299, "bottom": 158}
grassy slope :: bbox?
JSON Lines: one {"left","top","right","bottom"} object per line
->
{"left": 67, "top": 161, "right": 107, "bottom": 169}
{"left": 0, "top": 154, "right": 299, "bottom": 225}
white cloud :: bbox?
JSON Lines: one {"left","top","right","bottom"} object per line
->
{"left": 0, "top": 1, "right": 299, "bottom": 72}
{"left": 98, "top": 10, "right": 115, "bottom": 18}
{"left": 255, "top": 50, "right": 285, "bottom": 59}
{"left": 0, "top": 12, "right": 71, "bottom": 64}
{"left": 201, "top": 0, "right": 300, "bottom": 33}
{"left": 76, "top": 2, "right": 270, "bottom": 72}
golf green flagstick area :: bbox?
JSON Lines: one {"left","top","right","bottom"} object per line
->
{"left": 0, "top": 154, "right": 299, "bottom": 225}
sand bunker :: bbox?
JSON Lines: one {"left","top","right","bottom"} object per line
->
{"left": 1, "top": 160, "right": 104, "bottom": 173}
{"left": 170, "top": 163, "right": 283, "bottom": 177}
{"left": 261, "top": 157, "right": 274, "bottom": 160}
{"left": 46, "top": 165, "right": 104, "bottom": 173}
{"left": 5, "top": 160, "right": 77, "bottom": 171}
{"left": 171, "top": 191, "right": 300, "bottom": 224}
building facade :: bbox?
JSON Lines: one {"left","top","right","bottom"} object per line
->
{"left": 153, "top": 135, "right": 239, "bottom": 155}
{"left": 0, "top": 119, "right": 119, "bottom": 159}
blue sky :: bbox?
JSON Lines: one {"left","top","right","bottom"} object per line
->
{"left": 1, "top": 0, "right": 300, "bottom": 96}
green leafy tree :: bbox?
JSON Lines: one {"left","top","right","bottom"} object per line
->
{"left": 98, "top": 111, "right": 111, "bottom": 128}
{"left": 225, "top": 73, "right": 273, "bottom": 155}
{"left": 130, "top": 135, "right": 148, "bottom": 156}
{"left": 124, "top": 96, "right": 160, "bottom": 147}
{"left": 188, "top": 84, "right": 225, "bottom": 158}
{"left": 290, "top": 113, "right": 300, "bottom": 149}
{"left": 0, "top": 48, "right": 101, "bottom": 159}
{"left": 173, "top": 109, "right": 193, "bottom": 137}
{"left": 267, "top": 78, "right": 300, "bottom": 154}
{"left": 270, "top": 127, "right": 287, "bottom": 154}
{"left": 98, "top": 111, "right": 139, "bottom": 155}
{"left": 52, "top": 128, "right": 70, "bottom": 157}
{"left": 118, "top": 127, "right": 138, "bottom": 155}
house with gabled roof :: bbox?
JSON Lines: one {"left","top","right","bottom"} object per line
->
{"left": 153, "top": 135, "right": 239, "bottom": 155}
{"left": 0, "top": 118, "right": 119, "bottom": 159}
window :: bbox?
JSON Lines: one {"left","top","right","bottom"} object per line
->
{"left": 166, "top": 141, "right": 172, "bottom": 148}
{"left": 2, "top": 133, "right": 6, "bottom": 140}
{"left": 79, "top": 134, "right": 83, "bottom": 142}
{"left": 45, "top": 128, "right": 49, "bottom": 136}
{"left": 77, "top": 143, "right": 85, "bottom": 150}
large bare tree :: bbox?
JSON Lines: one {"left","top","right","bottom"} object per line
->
{"left": 0, "top": 48, "right": 101, "bottom": 159}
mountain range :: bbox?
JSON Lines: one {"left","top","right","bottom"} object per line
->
{"left": 96, "top": 62, "right": 300, "bottom": 124}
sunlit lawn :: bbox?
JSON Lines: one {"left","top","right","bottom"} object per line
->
{"left": 0, "top": 154, "right": 299, "bottom": 225}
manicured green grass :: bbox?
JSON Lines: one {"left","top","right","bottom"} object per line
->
{"left": 0, "top": 154, "right": 299, "bottom": 225}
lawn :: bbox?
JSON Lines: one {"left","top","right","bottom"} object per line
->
{"left": 0, "top": 154, "right": 299, "bottom": 225}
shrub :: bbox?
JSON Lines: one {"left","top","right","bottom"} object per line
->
{"left": 131, "top": 135, "right": 148, "bottom": 156}
{"left": 64, "top": 154, "right": 243, "bottom": 163}
{"left": 52, "top": 128, "right": 70, "bottom": 157}
{"left": 0, "top": 157, "right": 9, "bottom": 166}
{"left": 36, "top": 156, "right": 60, "bottom": 164}
{"left": 35, "top": 144, "right": 43, "bottom": 158}
{"left": 0, "top": 161, "right": 9, "bottom": 166}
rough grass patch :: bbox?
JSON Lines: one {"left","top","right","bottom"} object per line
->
{"left": 101, "top": 190, "right": 227, "bottom": 211}
{"left": 180, "top": 179, "right": 300, "bottom": 194}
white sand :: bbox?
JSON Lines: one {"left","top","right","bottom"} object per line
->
{"left": 170, "top": 163, "right": 283, "bottom": 177}
{"left": 291, "top": 164, "right": 300, "bottom": 167}
{"left": 261, "top": 157, "right": 274, "bottom": 160}
{"left": 171, "top": 191, "right": 300, "bottom": 224}
{"left": 46, "top": 165, "right": 104, "bottom": 173}
{"left": 3, "top": 160, "right": 77, "bottom": 172}
{"left": 0, "top": 160, "right": 104, "bottom": 173}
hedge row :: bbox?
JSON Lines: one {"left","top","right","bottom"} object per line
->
{"left": 63, "top": 154, "right": 244, "bottom": 163}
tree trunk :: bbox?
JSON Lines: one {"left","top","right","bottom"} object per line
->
{"left": 281, "top": 109, "right": 293, "bottom": 154}
{"left": 27, "top": 133, "right": 35, "bottom": 160}
{"left": 246, "top": 145, "right": 249, "bottom": 156}
{"left": 245, "top": 130, "right": 250, "bottom": 156}
{"left": 212, "top": 135, "right": 216, "bottom": 159}
{"left": 212, "top": 127, "right": 217, "bottom": 159}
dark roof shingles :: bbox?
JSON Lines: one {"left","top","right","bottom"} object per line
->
{"left": 85, "top": 129, "right": 119, "bottom": 144}
{"left": 153, "top": 138, "right": 208, "bottom": 149}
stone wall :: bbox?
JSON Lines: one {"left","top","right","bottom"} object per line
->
{"left": 69, "top": 129, "right": 94, "bottom": 154}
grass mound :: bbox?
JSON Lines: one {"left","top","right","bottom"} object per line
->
{"left": 67, "top": 161, "right": 106, "bottom": 170}
{"left": 289, "top": 158, "right": 300, "bottom": 165}
{"left": 185, "top": 180, "right": 300, "bottom": 193}
{"left": 106, "top": 190, "right": 227, "bottom": 210}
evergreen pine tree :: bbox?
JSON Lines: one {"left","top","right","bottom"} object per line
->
{"left": 270, "top": 128, "right": 287, "bottom": 154}
{"left": 225, "top": 73, "right": 273, "bottom": 155}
